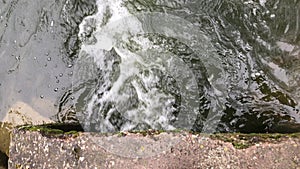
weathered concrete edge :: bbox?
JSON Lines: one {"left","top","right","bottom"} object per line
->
{"left": 8, "top": 127, "right": 300, "bottom": 169}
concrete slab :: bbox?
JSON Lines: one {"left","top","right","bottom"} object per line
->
{"left": 8, "top": 128, "right": 300, "bottom": 169}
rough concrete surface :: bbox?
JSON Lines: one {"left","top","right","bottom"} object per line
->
{"left": 8, "top": 129, "right": 300, "bottom": 169}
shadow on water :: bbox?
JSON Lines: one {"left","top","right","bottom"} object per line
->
{"left": 0, "top": 151, "right": 8, "bottom": 169}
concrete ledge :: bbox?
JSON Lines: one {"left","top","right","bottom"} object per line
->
{"left": 8, "top": 126, "right": 300, "bottom": 169}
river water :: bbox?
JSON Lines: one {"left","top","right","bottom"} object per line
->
{"left": 0, "top": 0, "right": 299, "bottom": 133}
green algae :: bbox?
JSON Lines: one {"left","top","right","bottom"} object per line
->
{"left": 116, "top": 128, "right": 186, "bottom": 137}
{"left": 16, "top": 123, "right": 300, "bottom": 150}
{"left": 18, "top": 123, "right": 82, "bottom": 138}
{"left": 210, "top": 132, "right": 300, "bottom": 149}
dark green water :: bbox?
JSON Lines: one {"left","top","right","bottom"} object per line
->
{"left": 0, "top": 0, "right": 299, "bottom": 133}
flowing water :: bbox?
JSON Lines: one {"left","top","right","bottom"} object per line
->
{"left": 1, "top": 0, "right": 300, "bottom": 133}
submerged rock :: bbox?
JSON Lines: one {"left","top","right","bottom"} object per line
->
{"left": 2, "top": 102, "right": 53, "bottom": 126}
{"left": 0, "top": 122, "right": 10, "bottom": 156}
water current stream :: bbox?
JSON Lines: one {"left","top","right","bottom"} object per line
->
{"left": 0, "top": 0, "right": 299, "bottom": 133}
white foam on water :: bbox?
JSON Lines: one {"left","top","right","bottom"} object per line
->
{"left": 76, "top": 0, "right": 226, "bottom": 132}
{"left": 77, "top": 0, "right": 182, "bottom": 131}
{"left": 259, "top": 0, "right": 267, "bottom": 7}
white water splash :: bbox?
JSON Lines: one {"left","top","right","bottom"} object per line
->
{"left": 75, "top": 0, "right": 225, "bottom": 133}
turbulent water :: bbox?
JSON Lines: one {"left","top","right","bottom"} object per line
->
{"left": 1, "top": 0, "right": 300, "bottom": 133}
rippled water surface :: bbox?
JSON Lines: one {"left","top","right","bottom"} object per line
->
{"left": 1, "top": 0, "right": 300, "bottom": 133}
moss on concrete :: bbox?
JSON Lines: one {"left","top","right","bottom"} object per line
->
{"left": 18, "top": 123, "right": 82, "bottom": 138}
{"left": 115, "top": 129, "right": 186, "bottom": 137}
{"left": 16, "top": 123, "right": 300, "bottom": 150}
{"left": 210, "top": 132, "right": 300, "bottom": 149}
